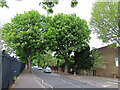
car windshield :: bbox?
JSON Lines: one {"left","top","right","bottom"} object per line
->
{"left": 46, "top": 67, "right": 51, "bottom": 70}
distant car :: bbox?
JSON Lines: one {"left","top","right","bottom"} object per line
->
{"left": 37, "top": 67, "right": 42, "bottom": 70}
{"left": 44, "top": 66, "right": 52, "bottom": 73}
{"left": 33, "top": 66, "right": 38, "bottom": 69}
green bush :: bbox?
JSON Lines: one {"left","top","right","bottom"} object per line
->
{"left": 66, "top": 73, "right": 70, "bottom": 75}
{"left": 14, "top": 76, "right": 17, "bottom": 82}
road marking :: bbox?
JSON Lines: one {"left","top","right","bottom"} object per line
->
{"left": 61, "top": 79, "right": 80, "bottom": 88}
{"left": 31, "top": 71, "right": 45, "bottom": 88}
{"left": 49, "top": 73, "right": 61, "bottom": 76}
{"left": 62, "top": 80, "right": 67, "bottom": 82}
{"left": 36, "top": 77, "right": 53, "bottom": 88}
{"left": 68, "top": 76, "right": 97, "bottom": 87}
{"left": 42, "top": 80, "right": 54, "bottom": 89}
{"left": 108, "top": 82, "right": 118, "bottom": 85}
{"left": 102, "top": 85, "right": 110, "bottom": 87}
{"left": 36, "top": 77, "right": 54, "bottom": 90}
{"left": 67, "top": 82, "right": 80, "bottom": 88}
{"left": 32, "top": 70, "right": 54, "bottom": 89}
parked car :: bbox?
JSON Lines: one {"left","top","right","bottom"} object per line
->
{"left": 33, "top": 66, "right": 38, "bottom": 69}
{"left": 37, "top": 67, "right": 42, "bottom": 70}
{"left": 44, "top": 66, "right": 52, "bottom": 73}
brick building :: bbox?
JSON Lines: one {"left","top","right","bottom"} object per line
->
{"left": 96, "top": 45, "right": 120, "bottom": 77}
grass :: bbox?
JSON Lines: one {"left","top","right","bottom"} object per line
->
{"left": 65, "top": 73, "right": 70, "bottom": 75}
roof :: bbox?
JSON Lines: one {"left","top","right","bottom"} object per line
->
{"left": 97, "top": 43, "right": 120, "bottom": 50}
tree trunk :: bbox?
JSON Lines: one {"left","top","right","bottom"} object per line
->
{"left": 38, "top": 60, "right": 40, "bottom": 67}
{"left": 27, "top": 57, "right": 32, "bottom": 73}
{"left": 64, "top": 59, "right": 69, "bottom": 73}
{"left": 64, "top": 65, "right": 68, "bottom": 74}
{"left": 44, "top": 61, "right": 45, "bottom": 69}
{"left": 27, "top": 62, "right": 29, "bottom": 69}
{"left": 88, "top": 69, "right": 90, "bottom": 76}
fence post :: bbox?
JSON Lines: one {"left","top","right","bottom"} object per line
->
{"left": 0, "top": 51, "right": 2, "bottom": 90}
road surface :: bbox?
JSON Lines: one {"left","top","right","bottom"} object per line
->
{"left": 32, "top": 68, "right": 101, "bottom": 88}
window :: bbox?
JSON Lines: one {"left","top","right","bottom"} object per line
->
{"left": 115, "top": 58, "right": 119, "bottom": 67}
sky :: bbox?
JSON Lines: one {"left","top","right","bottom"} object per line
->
{"left": 0, "top": 0, "right": 109, "bottom": 50}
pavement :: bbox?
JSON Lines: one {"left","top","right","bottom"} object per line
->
{"left": 68, "top": 75, "right": 118, "bottom": 88}
{"left": 9, "top": 68, "right": 119, "bottom": 89}
{"left": 54, "top": 71, "right": 119, "bottom": 88}
{"left": 10, "top": 68, "right": 45, "bottom": 89}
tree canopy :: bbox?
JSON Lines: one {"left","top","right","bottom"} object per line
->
{"left": 90, "top": 48, "right": 107, "bottom": 70}
{"left": 0, "top": 0, "right": 9, "bottom": 8}
{"left": 45, "top": 13, "right": 91, "bottom": 72}
{"left": 0, "top": 0, "right": 78, "bottom": 14}
{"left": 73, "top": 45, "right": 92, "bottom": 70}
{"left": 2, "top": 10, "right": 46, "bottom": 59}
{"left": 90, "top": 2, "right": 119, "bottom": 45}
{"left": 2, "top": 10, "right": 91, "bottom": 73}
{"left": 2, "top": 10, "right": 49, "bottom": 72}
{"left": 39, "top": 0, "right": 78, "bottom": 14}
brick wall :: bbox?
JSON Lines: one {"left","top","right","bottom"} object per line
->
{"left": 96, "top": 46, "right": 119, "bottom": 77}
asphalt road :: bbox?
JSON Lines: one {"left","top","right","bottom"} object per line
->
{"left": 32, "top": 68, "right": 102, "bottom": 88}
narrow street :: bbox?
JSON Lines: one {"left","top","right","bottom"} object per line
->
{"left": 32, "top": 68, "right": 102, "bottom": 88}
{"left": 11, "top": 68, "right": 119, "bottom": 90}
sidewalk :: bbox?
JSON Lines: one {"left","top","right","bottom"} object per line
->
{"left": 67, "top": 75, "right": 118, "bottom": 88}
{"left": 9, "top": 69, "right": 119, "bottom": 88}
{"left": 10, "top": 68, "right": 45, "bottom": 88}
{"left": 53, "top": 71, "right": 119, "bottom": 88}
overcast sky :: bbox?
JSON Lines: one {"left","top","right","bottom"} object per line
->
{"left": 0, "top": 0, "right": 109, "bottom": 49}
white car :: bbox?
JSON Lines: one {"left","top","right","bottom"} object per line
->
{"left": 37, "top": 67, "right": 42, "bottom": 70}
{"left": 44, "top": 66, "right": 52, "bottom": 73}
{"left": 33, "top": 66, "right": 38, "bottom": 69}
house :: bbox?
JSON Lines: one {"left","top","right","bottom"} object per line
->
{"left": 96, "top": 45, "right": 120, "bottom": 77}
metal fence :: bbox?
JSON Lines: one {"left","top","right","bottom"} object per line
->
{"left": 2, "top": 50, "right": 25, "bottom": 89}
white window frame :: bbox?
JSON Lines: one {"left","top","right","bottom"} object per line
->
{"left": 115, "top": 58, "right": 119, "bottom": 67}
